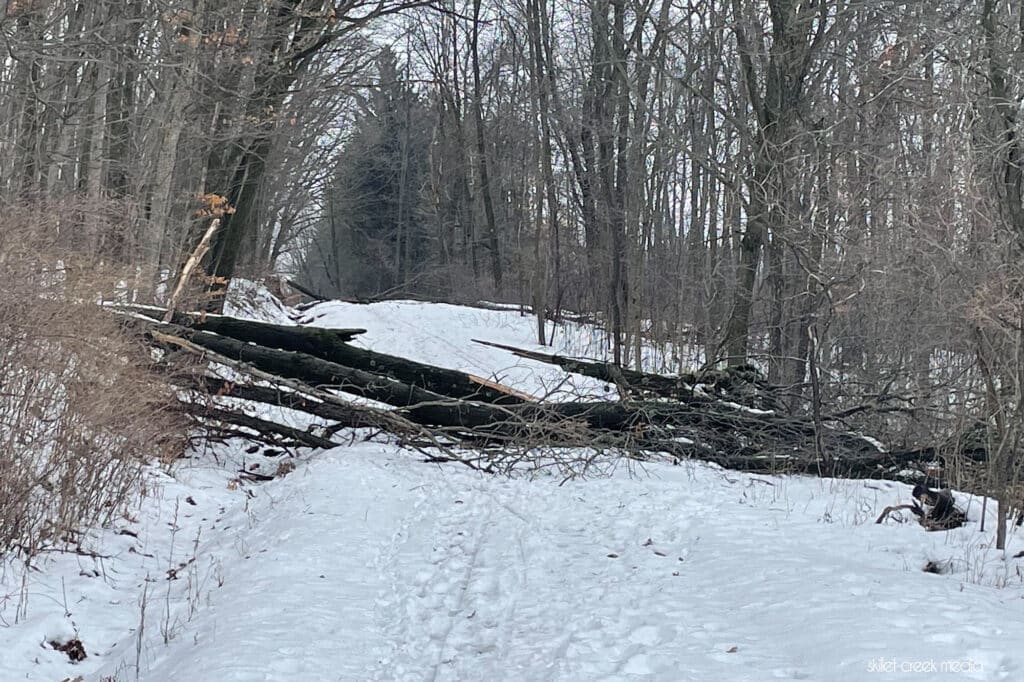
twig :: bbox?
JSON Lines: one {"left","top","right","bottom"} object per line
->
{"left": 875, "top": 504, "right": 923, "bottom": 524}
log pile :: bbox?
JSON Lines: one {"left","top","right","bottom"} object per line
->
{"left": 113, "top": 304, "right": 967, "bottom": 479}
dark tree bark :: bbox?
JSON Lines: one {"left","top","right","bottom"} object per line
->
{"left": 179, "top": 400, "right": 336, "bottom": 449}
{"left": 471, "top": 338, "right": 763, "bottom": 403}
{"left": 470, "top": 0, "right": 504, "bottom": 290}
{"left": 722, "top": 0, "right": 828, "bottom": 366}
{"left": 193, "top": 374, "right": 372, "bottom": 424}
{"left": 128, "top": 306, "right": 526, "bottom": 404}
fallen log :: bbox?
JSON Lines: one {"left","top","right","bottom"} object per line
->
{"left": 118, "top": 303, "right": 366, "bottom": 342}
{"left": 178, "top": 401, "right": 336, "bottom": 449}
{"left": 648, "top": 435, "right": 959, "bottom": 479}
{"left": 150, "top": 330, "right": 441, "bottom": 442}
{"left": 140, "top": 322, "right": 536, "bottom": 440}
{"left": 140, "top": 318, "right": 885, "bottom": 460}
{"left": 285, "top": 279, "right": 328, "bottom": 301}
{"left": 124, "top": 308, "right": 979, "bottom": 480}
{"left": 121, "top": 305, "right": 527, "bottom": 405}
{"left": 166, "top": 341, "right": 464, "bottom": 458}
{"left": 191, "top": 375, "right": 383, "bottom": 430}
{"left": 143, "top": 320, "right": 500, "bottom": 417}
{"left": 472, "top": 338, "right": 779, "bottom": 410}
{"left": 473, "top": 338, "right": 687, "bottom": 398}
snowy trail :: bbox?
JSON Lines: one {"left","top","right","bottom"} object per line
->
{"left": 8, "top": 443, "right": 1024, "bottom": 681}
{"left": 98, "top": 449, "right": 421, "bottom": 681}
{"left": 119, "top": 446, "right": 1011, "bottom": 682}
{"left": 371, "top": 461, "right": 1022, "bottom": 681}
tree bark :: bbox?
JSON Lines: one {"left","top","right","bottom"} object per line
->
{"left": 127, "top": 306, "right": 528, "bottom": 405}
{"left": 470, "top": 0, "right": 504, "bottom": 290}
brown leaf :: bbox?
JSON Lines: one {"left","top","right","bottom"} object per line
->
{"left": 51, "top": 639, "right": 87, "bottom": 663}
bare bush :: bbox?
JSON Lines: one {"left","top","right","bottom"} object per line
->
{"left": 0, "top": 209, "right": 188, "bottom": 557}
{"left": 969, "top": 269, "right": 1024, "bottom": 549}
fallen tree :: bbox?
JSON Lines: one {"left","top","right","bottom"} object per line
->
{"left": 179, "top": 401, "right": 336, "bottom": 449}
{"left": 120, "top": 305, "right": 526, "bottom": 405}
{"left": 472, "top": 338, "right": 778, "bottom": 409}
{"left": 136, "top": 318, "right": 843, "bottom": 437}
{"left": 110, "top": 307, "right": 975, "bottom": 482}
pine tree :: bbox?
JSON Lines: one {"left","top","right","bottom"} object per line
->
{"left": 302, "top": 49, "right": 430, "bottom": 298}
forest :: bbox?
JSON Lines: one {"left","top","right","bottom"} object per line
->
{"left": 1, "top": 1, "right": 1024, "bottom": 549}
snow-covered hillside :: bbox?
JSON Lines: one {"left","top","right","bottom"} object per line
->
{"left": 2, "top": 296, "right": 1023, "bottom": 682}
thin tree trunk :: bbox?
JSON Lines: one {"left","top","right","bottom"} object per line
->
{"left": 471, "top": 0, "right": 503, "bottom": 291}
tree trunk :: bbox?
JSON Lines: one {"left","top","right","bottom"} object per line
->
{"left": 470, "top": 0, "right": 504, "bottom": 291}
{"left": 130, "top": 307, "right": 527, "bottom": 405}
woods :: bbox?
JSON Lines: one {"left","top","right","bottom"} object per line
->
{"left": 8, "top": 6, "right": 1024, "bottom": 676}
{"left": 2, "top": 0, "right": 1024, "bottom": 547}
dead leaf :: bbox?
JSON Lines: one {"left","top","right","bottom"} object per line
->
{"left": 50, "top": 639, "right": 86, "bottom": 663}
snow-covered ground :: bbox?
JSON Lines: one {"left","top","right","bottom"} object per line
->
{"left": 297, "top": 299, "right": 676, "bottom": 400}
{"left": 2, "top": 295, "right": 1023, "bottom": 681}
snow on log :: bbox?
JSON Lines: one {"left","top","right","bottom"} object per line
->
{"left": 122, "top": 305, "right": 528, "bottom": 404}
{"left": 472, "top": 338, "right": 778, "bottom": 410}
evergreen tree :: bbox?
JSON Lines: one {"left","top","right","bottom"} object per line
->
{"left": 302, "top": 49, "right": 431, "bottom": 298}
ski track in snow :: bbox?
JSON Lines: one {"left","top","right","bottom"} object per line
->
{"left": 369, "top": 459, "right": 1023, "bottom": 682}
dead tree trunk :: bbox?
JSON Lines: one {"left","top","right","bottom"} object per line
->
{"left": 124, "top": 306, "right": 527, "bottom": 404}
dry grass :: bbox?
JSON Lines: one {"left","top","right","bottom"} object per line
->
{"left": 0, "top": 208, "right": 188, "bottom": 557}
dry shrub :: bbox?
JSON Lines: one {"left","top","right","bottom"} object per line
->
{"left": 967, "top": 268, "right": 1024, "bottom": 548}
{"left": 0, "top": 207, "right": 188, "bottom": 556}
